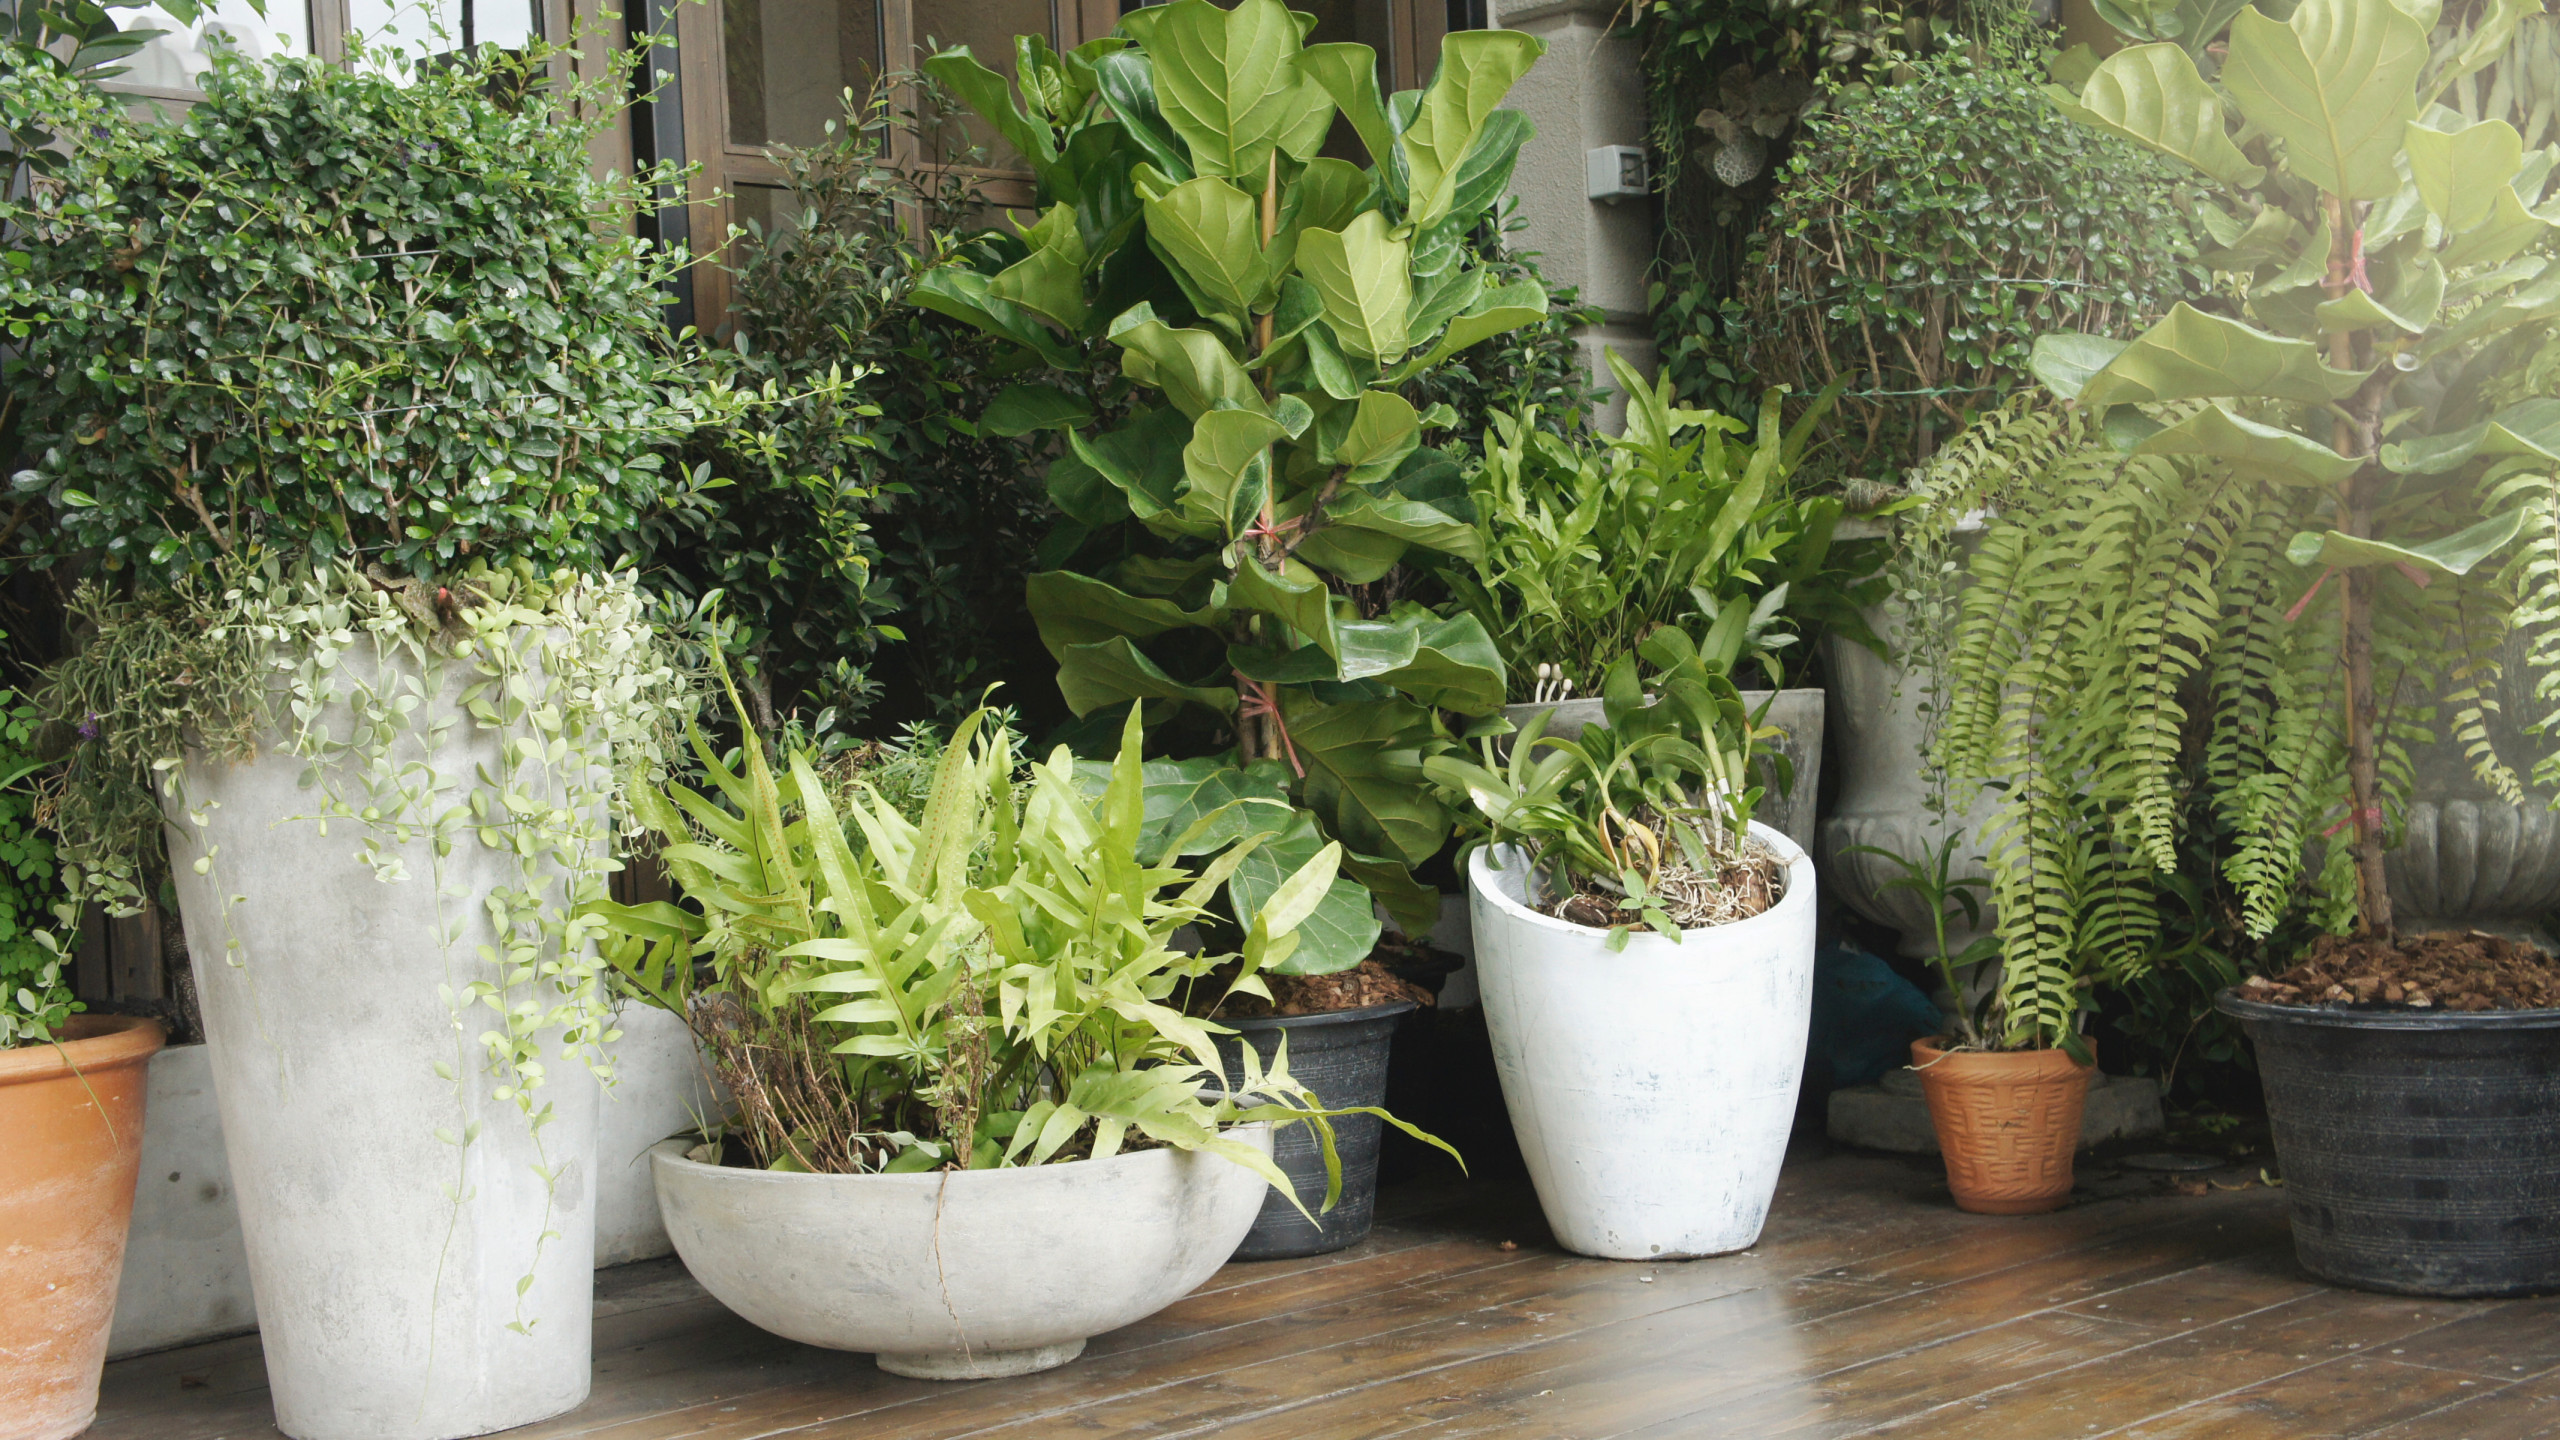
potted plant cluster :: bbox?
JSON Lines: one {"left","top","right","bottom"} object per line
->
{"left": 912, "top": 0, "right": 1552, "bottom": 1256}
{"left": 1894, "top": 0, "right": 2560, "bottom": 1284}
{"left": 590, "top": 683, "right": 1446, "bottom": 1376}
{"left": 1435, "top": 348, "right": 1857, "bottom": 849}
{"left": 0, "top": 35, "right": 777, "bottom": 1438}
{"left": 1429, "top": 626, "right": 1817, "bottom": 1259}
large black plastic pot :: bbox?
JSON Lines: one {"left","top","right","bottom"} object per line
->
{"left": 1215, "top": 1001, "right": 1417, "bottom": 1260}
{"left": 2219, "top": 989, "right": 2560, "bottom": 1297}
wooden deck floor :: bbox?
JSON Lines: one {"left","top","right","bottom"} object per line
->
{"left": 91, "top": 1144, "right": 2560, "bottom": 1439}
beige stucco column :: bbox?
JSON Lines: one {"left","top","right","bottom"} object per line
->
{"left": 1490, "top": 0, "right": 1659, "bottom": 431}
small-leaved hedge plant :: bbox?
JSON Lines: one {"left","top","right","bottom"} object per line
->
{"left": 911, "top": 0, "right": 1558, "bottom": 970}
{"left": 590, "top": 678, "right": 1454, "bottom": 1195}
{"left": 1436, "top": 348, "right": 1869, "bottom": 700}
{"left": 1427, "top": 627, "right": 1784, "bottom": 950}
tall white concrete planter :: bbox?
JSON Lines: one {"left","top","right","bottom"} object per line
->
{"left": 163, "top": 645, "right": 603, "bottom": 1440}
{"left": 1467, "top": 824, "right": 1817, "bottom": 1260}
{"left": 650, "top": 1127, "right": 1273, "bottom": 1379}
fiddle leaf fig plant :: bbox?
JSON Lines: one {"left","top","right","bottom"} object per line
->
{"left": 915, "top": 0, "right": 1553, "bottom": 970}
{"left": 2034, "top": 0, "right": 2560, "bottom": 939}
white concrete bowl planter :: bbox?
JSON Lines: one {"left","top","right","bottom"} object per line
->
{"left": 163, "top": 645, "right": 604, "bottom": 1440}
{"left": 650, "top": 1125, "right": 1273, "bottom": 1379}
{"left": 1467, "top": 824, "right": 1817, "bottom": 1260}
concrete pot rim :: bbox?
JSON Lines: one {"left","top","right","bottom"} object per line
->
{"left": 648, "top": 1122, "right": 1274, "bottom": 1188}
{"left": 1466, "top": 821, "right": 1814, "bottom": 957}
{"left": 2217, "top": 986, "right": 2560, "bottom": 1031}
{"left": 1212, "top": 1001, "right": 1418, "bottom": 1034}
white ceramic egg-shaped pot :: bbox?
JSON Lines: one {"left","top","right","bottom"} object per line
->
{"left": 1468, "top": 824, "right": 1817, "bottom": 1260}
{"left": 650, "top": 1126, "right": 1272, "bottom": 1379}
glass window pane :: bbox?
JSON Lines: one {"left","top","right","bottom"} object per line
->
{"left": 913, "top": 0, "right": 1052, "bottom": 171}
{"left": 343, "top": 0, "right": 541, "bottom": 68}
{"left": 723, "top": 0, "right": 882, "bottom": 150}
{"left": 102, "top": 0, "right": 311, "bottom": 93}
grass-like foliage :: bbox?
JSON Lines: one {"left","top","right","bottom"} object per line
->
{"left": 591, "top": 676, "right": 1454, "bottom": 1199}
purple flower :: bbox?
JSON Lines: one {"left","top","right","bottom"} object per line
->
{"left": 77, "top": 714, "right": 99, "bottom": 740}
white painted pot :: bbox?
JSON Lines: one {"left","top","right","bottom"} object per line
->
{"left": 1468, "top": 823, "right": 1817, "bottom": 1260}
{"left": 163, "top": 645, "right": 600, "bottom": 1440}
{"left": 650, "top": 1127, "right": 1272, "bottom": 1379}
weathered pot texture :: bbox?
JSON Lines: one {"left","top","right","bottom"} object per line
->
{"left": 2219, "top": 990, "right": 2560, "bottom": 1297}
{"left": 1500, "top": 690, "right": 1825, "bottom": 855}
{"left": 1, "top": 1015, "right": 165, "bottom": 1440}
{"left": 1909, "top": 1040, "right": 2094, "bottom": 1215}
{"left": 1466, "top": 823, "right": 1817, "bottom": 1260}
{"left": 2384, "top": 631, "right": 2560, "bottom": 939}
{"left": 650, "top": 1125, "right": 1274, "bottom": 1379}
{"left": 163, "top": 642, "right": 602, "bottom": 1440}
{"left": 1214, "top": 1004, "right": 1415, "bottom": 1259}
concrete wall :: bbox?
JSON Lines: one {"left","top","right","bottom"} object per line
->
{"left": 1491, "top": 0, "right": 1661, "bottom": 431}
{"left": 108, "top": 1003, "right": 716, "bottom": 1357}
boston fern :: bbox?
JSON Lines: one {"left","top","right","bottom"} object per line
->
{"left": 913, "top": 0, "right": 1554, "bottom": 968}
{"left": 2034, "top": 0, "right": 2560, "bottom": 942}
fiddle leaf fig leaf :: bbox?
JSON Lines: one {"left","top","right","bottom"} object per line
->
{"left": 1055, "top": 636, "right": 1239, "bottom": 716}
{"left": 2405, "top": 117, "right": 2526, "bottom": 234}
{"left": 1143, "top": 177, "right": 1270, "bottom": 319}
{"left": 1225, "top": 808, "right": 1377, "bottom": 975}
{"left": 1025, "top": 570, "right": 1225, "bottom": 654}
{"left": 1442, "top": 108, "right": 1535, "bottom": 230}
{"left": 2131, "top": 403, "right": 2365, "bottom": 486}
{"left": 2029, "top": 333, "right": 2132, "bottom": 402}
{"left": 1360, "top": 607, "right": 1506, "bottom": 713}
{"left": 1066, "top": 405, "right": 1194, "bottom": 520}
{"left": 1296, "top": 42, "right": 1402, "bottom": 196}
{"left": 1284, "top": 690, "right": 1452, "bottom": 868}
{"left": 981, "top": 383, "right": 1093, "bottom": 437}
{"left": 1088, "top": 48, "right": 1195, "bottom": 181}
{"left": 1394, "top": 279, "right": 1549, "bottom": 378}
{"left": 1229, "top": 553, "right": 1342, "bottom": 655}
{"left": 921, "top": 47, "right": 1058, "bottom": 169}
{"left": 1401, "top": 30, "right": 1547, "bottom": 229}
{"left": 1322, "top": 447, "right": 1482, "bottom": 563}
{"left": 2074, "top": 304, "right": 2371, "bottom": 407}
{"left": 1108, "top": 306, "right": 1264, "bottom": 416}
{"left": 2381, "top": 397, "right": 2560, "bottom": 472}
{"left": 911, "top": 267, "right": 1081, "bottom": 368}
{"left": 1331, "top": 390, "right": 1422, "bottom": 478}
{"left": 987, "top": 238, "right": 1088, "bottom": 331}
{"left": 1144, "top": 0, "right": 1332, "bottom": 179}
{"left": 2441, "top": 182, "right": 2559, "bottom": 270}
{"left": 2047, "top": 44, "right": 2266, "bottom": 188}
{"left": 2284, "top": 508, "right": 2529, "bottom": 576}
{"left": 1266, "top": 157, "right": 1371, "bottom": 278}
{"left": 2314, "top": 252, "right": 2444, "bottom": 334}
{"left": 1297, "top": 210, "right": 1412, "bottom": 360}
{"left": 2221, "top": 0, "right": 2426, "bottom": 200}
{"left": 1182, "top": 408, "right": 1291, "bottom": 539}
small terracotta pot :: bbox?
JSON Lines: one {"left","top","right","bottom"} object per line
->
{"left": 1910, "top": 1038, "right": 2093, "bottom": 1215}
{"left": 1, "top": 1014, "right": 165, "bottom": 1440}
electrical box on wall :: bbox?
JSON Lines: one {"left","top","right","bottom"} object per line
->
{"left": 1586, "top": 145, "right": 1648, "bottom": 203}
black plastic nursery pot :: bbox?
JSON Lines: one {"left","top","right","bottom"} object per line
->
{"left": 1215, "top": 1001, "right": 1418, "bottom": 1260}
{"left": 2218, "top": 989, "right": 2560, "bottom": 1297}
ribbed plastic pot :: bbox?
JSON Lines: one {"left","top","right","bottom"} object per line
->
{"left": 1467, "top": 824, "right": 1816, "bottom": 1260}
{"left": 2219, "top": 989, "right": 2560, "bottom": 1297}
{"left": 1213, "top": 1003, "right": 1415, "bottom": 1259}
{"left": 0, "top": 1015, "right": 165, "bottom": 1440}
{"left": 1909, "top": 1040, "right": 2093, "bottom": 1215}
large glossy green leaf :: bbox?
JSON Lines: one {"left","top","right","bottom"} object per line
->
{"left": 1055, "top": 636, "right": 1238, "bottom": 716}
{"left": 911, "top": 267, "right": 1082, "bottom": 368}
{"left": 1088, "top": 48, "right": 1194, "bottom": 182}
{"left": 2048, "top": 44, "right": 2265, "bottom": 187}
{"left": 1320, "top": 447, "right": 1482, "bottom": 563}
{"left": 2222, "top": 0, "right": 2427, "bottom": 199}
{"left": 982, "top": 383, "right": 1092, "bottom": 437}
{"left": 1290, "top": 522, "right": 1408, "bottom": 583}
{"left": 2284, "top": 507, "right": 2529, "bottom": 575}
{"left": 987, "top": 213, "right": 1088, "bottom": 330}
{"left": 2381, "top": 397, "right": 2560, "bottom": 472}
{"left": 1284, "top": 691, "right": 1452, "bottom": 867}
{"left": 1066, "top": 405, "right": 1194, "bottom": 521}
{"left": 2028, "top": 333, "right": 2131, "bottom": 401}
{"left": 922, "top": 48, "right": 1057, "bottom": 169}
{"left": 1182, "top": 407, "right": 1291, "bottom": 538}
{"left": 1442, "top": 108, "right": 1535, "bottom": 231}
{"left": 1025, "top": 570, "right": 1223, "bottom": 655}
{"left": 2406, "top": 117, "right": 2526, "bottom": 234}
{"left": 1108, "top": 305, "right": 1263, "bottom": 416}
{"left": 1364, "top": 608, "right": 1505, "bottom": 713}
{"left": 1338, "top": 848, "right": 1436, "bottom": 937}
{"left": 1120, "top": 756, "right": 1291, "bottom": 858}
{"left": 1394, "top": 279, "right": 1548, "bottom": 378}
{"left": 2075, "top": 303, "right": 2370, "bottom": 407}
{"left": 1226, "top": 807, "right": 1378, "bottom": 975}
{"left": 2313, "top": 250, "right": 2443, "bottom": 335}
{"left": 1144, "top": 0, "right": 1332, "bottom": 179}
{"left": 2132, "top": 403, "right": 2363, "bottom": 486}
{"left": 1229, "top": 554, "right": 1343, "bottom": 653}
{"left": 1144, "top": 177, "right": 1271, "bottom": 318}
{"left": 2442, "top": 182, "right": 2559, "bottom": 269}
{"left": 1295, "top": 43, "right": 1399, "bottom": 184}
{"left": 1265, "top": 157, "right": 1371, "bottom": 278}
{"left": 1330, "top": 390, "right": 1421, "bottom": 478}
{"left": 1401, "top": 30, "right": 1546, "bottom": 228}
{"left": 1297, "top": 210, "right": 1412, "bottom": 360}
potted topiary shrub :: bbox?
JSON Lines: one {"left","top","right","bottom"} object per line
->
{"left": 1, "top": 43, "right": 754, "bottom": 1438}
{"left": 590, "top": 683, "right": 1444, "bottom": 1378}
{"left": 911, "top": 0, "right": 1550, "bottom": 1256}
{"left": 1427, "top": 629, "right": 1816, "bottom": 1259}
{"left": 1435, "top": 349, "right": 1851, "bottom": 851}
{"left": 2034, "top": 0, "right": 2560, "bottom": 1293}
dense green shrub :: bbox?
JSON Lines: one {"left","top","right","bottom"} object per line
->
{"left": 1736, "top": 54, "right": 2206, "bottom": 488}
{"left": 1, "top": 48, "right": 715, "bottom": 585}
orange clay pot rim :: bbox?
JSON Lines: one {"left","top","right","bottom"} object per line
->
{"left": 0, "top": 1012, "right": 166, "bottom": 1087}
{"left": 1910, "top": 1037, "right": 2094, "bottom": 1070}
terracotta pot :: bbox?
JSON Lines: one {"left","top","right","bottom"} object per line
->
{"left": 1909, "top": 1039, "right": 2093, "bottom": 1215}
{"left": 1, "top": 1014, "right": 166, "bottom": 1440}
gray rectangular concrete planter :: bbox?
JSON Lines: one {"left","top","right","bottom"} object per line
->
{"left": 108, "top": 1004, "right": 716, "bottom": 1359}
